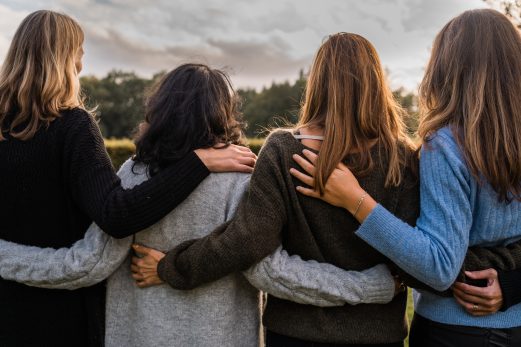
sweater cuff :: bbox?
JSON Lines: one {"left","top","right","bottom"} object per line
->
{"left": 498, "top": 269, "right": 521, "bottom": 311}
{"left": 158, "top": 239, "right": 199, "bottom": 290}
{"left": 358, "top": 264, "right": 396, "bottom": 304}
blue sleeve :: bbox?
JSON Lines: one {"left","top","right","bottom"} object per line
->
{"left": 356, "top": 132, "right": 473, "bottom": 290}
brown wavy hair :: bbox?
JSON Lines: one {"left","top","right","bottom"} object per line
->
{"left": 0, "top": 10, "right": 85, "bottom": 141}
{"left": 419, "top": 9, "right": 521, "bottom": 202}
{"left": 298, "top": 33, "right": 413, "bottom": 194}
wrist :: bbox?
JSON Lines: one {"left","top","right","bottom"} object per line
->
{"left": 345, "top": 189, "right": 377, "bottom": 223}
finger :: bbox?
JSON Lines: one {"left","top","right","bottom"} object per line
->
{"left": 234, "top": 145, "right": 254, "bottom": 153}
{"left": 453, "top": 287, "right": 493, "bottom": 307}
{"left": 465, "top": 269, "right": 497, "bottom": 280}
{"left": 132, "top": 272, "right": 144, "bottom": 281}
{"left": 453, "top": 294, "right": 481, "bottom": 315}
{"left": 302, "top": 149, "right": 318, "bottom": 165}
{"left": 338, "top": 162, "right": 350, "bottom": 171}
{"left": 241, "top": 151, "right": 257, "bottom": 160}
{"left": 289, "top": 168, "right": 315, "bottom": 187}
{"left": 296, "top": 186, "right": 321, "bottom": 199}
{"left": 453, "top": 282, "right": 491, "bottom": 298}
{"left": 135, "top": 280, "right": 148, "bottom": 288}
{"left": 232, "top": 164, "right": 254, "bottom": 173}
{"left": 132, "top": 244, "right": 151, "bottom": 256}
{"left": 131, "top": 256, "right": 142, "bottom": 267}
{"left": 130, "top": 264, "right": 140, "bottom": 273}
{"left": 238, "top": 156, "right": 256, "bottom": 167}
{"left": 292, "top": 154, "right": 316, "bottom": 176}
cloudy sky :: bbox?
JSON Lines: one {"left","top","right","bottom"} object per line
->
{"left": 0, "top": 0, "right": 490, "bottom": 90}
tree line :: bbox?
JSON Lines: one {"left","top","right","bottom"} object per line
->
{"left": 81, "top": 70, "right": 419, "bottom": 139}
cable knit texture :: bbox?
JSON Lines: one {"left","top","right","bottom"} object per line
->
{"left": 0, "top": 157, "right": 405, "bottom": 347}
{"left": 356, "top": 126, "right": 521, "bottom": 328}
{"left": 0, "top": 108, "right": 209, "bottom": 346}
{"left": 158, "top": 130, "right": 421, "bottom": 344}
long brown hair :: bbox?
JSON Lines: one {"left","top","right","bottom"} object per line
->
{"left": 419, "top": 9, "right": 521, "bottom": 202}
{"left": 298, "top": 33, "right": 412, "bottom": 194}
{"left": 0, "top": 10, "right": 85, "bottom": 141}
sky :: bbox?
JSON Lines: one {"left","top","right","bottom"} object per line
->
{"left": 0, "top": 0, "right": 490, "bottom": 91}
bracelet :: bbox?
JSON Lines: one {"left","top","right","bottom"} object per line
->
{"left": 353, "top": 193, "right": 368, "bottom": 218}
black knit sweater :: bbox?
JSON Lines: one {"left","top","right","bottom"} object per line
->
{"left": 0, "top": 108, "right": 209, "bottom": 346}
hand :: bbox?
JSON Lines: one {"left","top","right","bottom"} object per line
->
{"left": 131, "top": 244, "right": 166, "bottom": 288}
{"left": 195, "top": 144, "right": 257, "bottom": 173}
{"left": 289, "top": 149, "right": 377, "bottom": 221}
{"left": 452, "top": 269, "right": 503, "bottom": 316}
{"left": 393, "top": 276, "right": 406, "bottom": 297}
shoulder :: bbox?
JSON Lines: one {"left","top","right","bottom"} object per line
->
{"left": 58, "top": 107, "right": 101, "bottom": 141}
{"left": 59, "top": 107, "right": 96, "bottom": 127}
{"left": 116, "top": 158, "right": 150, "bottom": 189}
{"left": 258, "top": 129, "right": 297, "bottom": 158}
{"left": 420, "top": 126, "right": 469, "bottom": 178}
{"left": 206, "top": 172, "right": 251, "bottom": 193}
{"left": 422, "top": 126, "right": 463, "bottom": 160}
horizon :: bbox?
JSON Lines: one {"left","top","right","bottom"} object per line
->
{"left": 0, "top": 0, "right": 489, "bottom": 91}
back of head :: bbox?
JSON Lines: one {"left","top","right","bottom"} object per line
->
{"left": 134, "top": 63, "right": 244, "bottom": 175}
{"left": 298, "top": 32, "right": 412, "bottom": 193}
{"left": 0, "top": 10, "right": 85, "bottom": 141}
{"left": 419, "top": 9, "right": 521, "bottom": 201}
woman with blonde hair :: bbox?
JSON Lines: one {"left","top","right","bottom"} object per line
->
{"left": 130, "top": 32, "right": 521, "bottom": 347}
{"left": 0, "top": 10, "right": 255, "bottom": 346}
{"left": 290, "top": 9, "right": 521, "bottom": 346}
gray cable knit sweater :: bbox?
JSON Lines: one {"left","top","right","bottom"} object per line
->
{"left": 0, "top": 158, "right": 396, "bottom": 347}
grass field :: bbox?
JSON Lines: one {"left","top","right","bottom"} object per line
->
{"left": 405, "top": 288, "right": 414, "bottom": 347}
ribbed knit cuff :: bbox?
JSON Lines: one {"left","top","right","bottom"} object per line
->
{"left": 498, "top": 269, "right": 521, "bottom": 311}
{"left": 358, "top": 264, "right": 396, "bottom": 304}
{"left": 157, "top": 239, "right": 199, "bottom": 290}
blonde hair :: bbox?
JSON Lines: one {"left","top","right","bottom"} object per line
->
{"left": 298, "top": 33, "right": 413, "bottom": 194}
{"left": 419, "top": 9, "right": 521, "bottom": 202}
{"left": 0, "top": 10, "right": 85, "bottom": 141}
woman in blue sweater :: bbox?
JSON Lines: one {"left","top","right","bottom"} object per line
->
{"left": 290, "top": 9, "right": 521, "bottom": 347}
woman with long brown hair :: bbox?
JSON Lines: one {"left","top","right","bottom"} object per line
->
{"left": 0, "top": 10, "right": 255, "bottom": 346}
{"left": 289, "top": 9, "right": 521, "bottom": 346}
{"left": 129, "top": 32, "right": 520, "bottom": 347}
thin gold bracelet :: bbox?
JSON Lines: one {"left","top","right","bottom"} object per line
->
{"left": 353, "top": 193, "right": 368, "bottom": 218}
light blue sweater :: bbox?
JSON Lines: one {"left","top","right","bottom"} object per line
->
{"left": 356, "top": 126, "right": 521, "bottom": 328}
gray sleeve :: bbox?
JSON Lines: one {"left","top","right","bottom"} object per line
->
{"left": 0, "top": 223, "right": 131, "bottom": 290}
{"left": 243, "top": 246, "right": 396, "bottom": 307}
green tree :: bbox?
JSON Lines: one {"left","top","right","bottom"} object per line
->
{"left": 81, "top": 70, "right": 154, "bottom": 138}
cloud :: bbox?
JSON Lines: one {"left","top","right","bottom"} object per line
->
{"left": 0, "top": 0, "right": 492, "bottom": 89}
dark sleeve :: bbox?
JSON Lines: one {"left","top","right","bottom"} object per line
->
{"left": 498, "top": 269, "right": 521, "bottom": 311}
{"left": 460, "top": 240, "right": 521, "bottom": 311}
{"left": 65, "top": 109, "right": 210, "bottom": 238}
{"left": 157, "top": 135, "right": 287, "bottom": 289}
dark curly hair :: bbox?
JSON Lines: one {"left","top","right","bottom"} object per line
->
{"left": 133, "top": 63, "right": 245, "bottom": 175}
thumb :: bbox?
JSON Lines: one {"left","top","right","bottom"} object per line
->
{"left": 465, "top": 268, "right": 497, "bottom": 280}
{"left": 132, "top": 244, "right": 149, "bottom": 256}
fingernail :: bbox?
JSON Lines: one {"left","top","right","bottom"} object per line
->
{"left": 296, "top": 186, "right": 302, "bottom": 191}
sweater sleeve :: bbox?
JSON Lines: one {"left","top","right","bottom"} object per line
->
{"left": 243, "top": 247, "right": 395, "bottom": 306}
{"left": 356, "top": 132, "right": 473, "bottom": 291}
{"left": 460, "top": 240, "right": 521, "bottom": 311}
{"left": 157, "top": 135, "right": 286, "bottom": 289}
{"left": 498, "top": 269, "right": 521, "bottom": 311}
{"left": 0, "top": 222, "right": 130, "bottom": 289}
{"left": 66, "top": 109, "right": 209, "bottom": 238}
